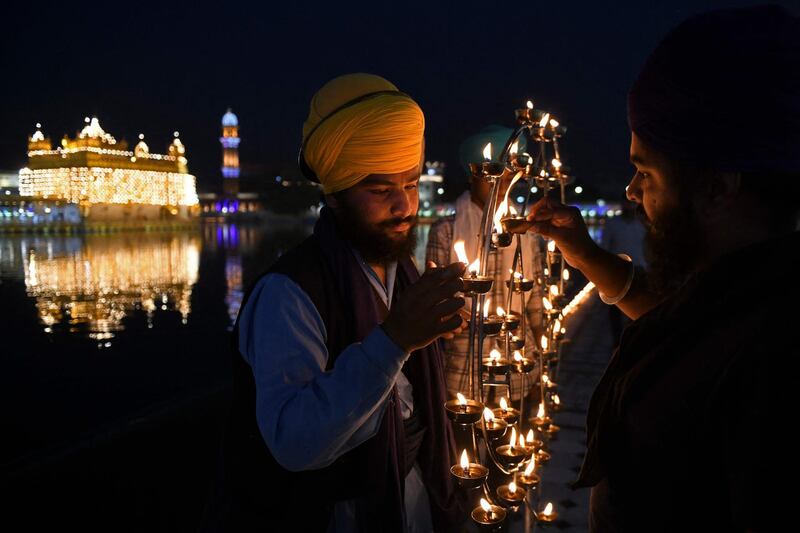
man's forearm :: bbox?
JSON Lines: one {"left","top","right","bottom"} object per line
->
{"left": 572, "top": 245, "right": 660, "bottom": 320}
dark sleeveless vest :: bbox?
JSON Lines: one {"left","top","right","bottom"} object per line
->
{"left": 214, "top": 207, "right": 463, "bottom": 532}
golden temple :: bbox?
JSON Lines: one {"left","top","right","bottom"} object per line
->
{"left": 19, "top": 117, "right": 199, "bottom": 221}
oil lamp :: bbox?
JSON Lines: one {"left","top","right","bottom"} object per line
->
{"left": 536, "top": 502, "right": 558, "bottom": 525}
{"left": 445, "top": 392, "right": 483, "bottom": 425}
{"left": 497, "top": 479, "right": 526, "bottom": 506}
{"left": 481, "top": 407, "right": 508, "bottom": 440}
{"left": 471, "top": 498, "right": 506, "bottom": 531}
{"left": 492, "top": 396, "right": 519, "bottom": 425}
{"left": 451, "top": 449, "right": 489, "bottom": 489}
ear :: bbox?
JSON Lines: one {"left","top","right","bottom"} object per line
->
{"left": 703, "top": 171, "right": 741, "bottom": 216}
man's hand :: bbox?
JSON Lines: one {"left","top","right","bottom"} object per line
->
{"left": 382, "top": 261, "right": 467, "bottom": 353}
{"left": 526, "top": 196, "right": 602, "bottom": 270}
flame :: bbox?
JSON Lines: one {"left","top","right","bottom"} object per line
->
{"left": 526, "top": 429, "right": 535, "bottom": 443}
{"left": 496, "top": 306, "right": 506, "bottom": 317}
{"left": 453, "top": 241, "right": 468, "bottom": 265}
{"left": 543, "top": 267, "right": 550, "bottom": 276}
{"left": 513, "top": 350, "right": 523, "bottom": 362}
{"left": 540, "top": 335, "right": 549, "bottom": 350}
{"left": 500, "top": 397, "right": 509, "bottom": 411}
{"left": 550, "top": 285, "right": 559, "bottom": 296}
{"left": 524, "top": 457, "right": 536, "bottom": 476}
{"left": 560, "top": 327, "right": 566, "bottom": 334}
{"left": 549, "top": 118, "right": 560, "bottom": 128}
{"left": 457, "top": 392, "right": 467, "bottom": 406}
{"left": 553, "top": 318, "right": 561, "bottom": 331}
{"left": 542, "top": 373, "right": 550, "bottom": 384}
{"left": 483, "top": 143, "right": 492, "bottom": 161}
{"left": 460, "top": 449, "right": 469, "bottom": 469}
{"left": 542, "top": 297, "right": 553, "bottom": 311}
{"left": 510, "top": 427, "right": 517, "bottom": 448}
{"left": 519, "top": 434, "right": 526, "bottom": 447}
{"left": 483, "top": 297, "right": 491, "bottom": 318}
{"left": 510, "top": 140, "right": 519, "bottom": 155}
{"left": 468, "top": 258, "right": 480, "bottom": 275}
{"left": 551, "top": 158, "right": 562, "bottom": 170}
{"left": 509, "top": 481, "right": 518, "bottom": 493}
{"left": 540, "top": 168, "right": 547, "bottom": 178}
{"left": 513, "top": 270, "right": 523, "bottom": 279}
{"left": 490, "top": 349, "right": 502, "bottom": 362}
{"left": 539, "top": 113, "right": 551, "bottom": 127}
{"left": 554, "top": 394, "right": 561, "bottom": 405}
{"left": 537, "top": 402, "right": 545, "bottom": 419}
{"left": 526, "top": 100, "right": 534, "bottom": 109}
{"left": 493, "top": 171, "right": 523, "bottom": 233}
{"left": 563, "top": 268, "right": 570, "bottom": 281}
{"left": 547, "top": 240, "right": 556, "bottom": 252}
{"left": 480, "top": 498, "right": 492, "bottom": 513}
{"left": 483, "top": 407, "right": 495, "bottom": 422}
{"left": 543, "top": 502, "right": 553, "bottom": 516}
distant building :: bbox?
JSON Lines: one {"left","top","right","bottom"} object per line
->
{"left": 200, "top": 109, "right": 264, "bottom": 217}
{"left": 418, "top": 161, "right": 448, "bottom": 217}
{"left": 18, "top": 118, "right": 199, "bottom": 222}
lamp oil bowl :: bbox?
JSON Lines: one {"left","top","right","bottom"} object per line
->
{"left": 492, "top": 397, "right": 519, "bottom": 425}
{"left": 461, "top": 275, "right": 494, "bottom": 295}
{"left": 495, "top": 443, "right": 530, "bottom": 468}
{"left": 497, "top": 481, "right": 526, "bottom": 507}
{"left": 501, "top": 215, "right": 533, "bottom": 234}
{"left": 480, "top": 315, "right": 504, "bottom": 336}
{"left": 472, "top": 499, "right": 507, "bottom": 532}
{"left": 482, "top": 354, "right": 511, "bottom": 375}
{"left": 469, "top": 161, "right": 506, "bottom": 178}
{"left": 536, "top": 448, "right": 552, "bottom": 464}
{"left": 536, "top": 502, "right": 559, "bottom": 526}
{"left": 502, "top": 312, "right": 520, "bottom": 332}
{"left": 517, "top": 460, "right": 541, "bottom": 490}
{"left": 445, "top": 393, "right": 484, "bottom": 425}
{"left": 492, "top": 231, "right": 513, "bottom": 248}
{"left": 481, "top": 412, "right": 509, "bottom": 440}
{"left": 451, "top": 451, "right": 490, "bottom": 490}
{"left": 512, "top": 352, "right": 535, "bottom": 374}
{"left": 506, "top": 276, "right": 535, "bottom": 292}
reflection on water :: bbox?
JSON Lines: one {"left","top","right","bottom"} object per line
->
{"left": 15, "top": 233, "right": 200, "bottom": 344}
{"left": 0, "top": 221, "right": 434, "bottom": 346}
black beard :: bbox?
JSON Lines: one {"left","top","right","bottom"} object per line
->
{"left": 333, "top": 202, "right": 418, "bottom": 263}
{"left": 640, "top": 202, "right": 705, "bottom": 296}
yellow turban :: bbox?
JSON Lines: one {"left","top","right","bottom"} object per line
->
{"left": 301, "top": 73, "right": 425, "bottom": 194}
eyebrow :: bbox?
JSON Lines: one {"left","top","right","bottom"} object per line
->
{"left": 630, "top": 154, "right": 647, "bottom": 166}
{"left": 361, "top": 175, "right": 420, "bottom": 186}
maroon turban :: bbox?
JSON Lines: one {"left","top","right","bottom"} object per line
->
{"left": 628, "top": 5, "right": 800, "bottom": 173}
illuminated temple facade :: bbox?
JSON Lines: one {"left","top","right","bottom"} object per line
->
{"left": 19, "top": 118, "right": 199, "bottom": 221}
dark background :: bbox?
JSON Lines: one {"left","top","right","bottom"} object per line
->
{"left": 2, "top": 0, "right": 794, "bottom": 199}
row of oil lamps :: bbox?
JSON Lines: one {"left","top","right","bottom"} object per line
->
{"left": 443, "top": 101, "right": 574, "bottom": 531}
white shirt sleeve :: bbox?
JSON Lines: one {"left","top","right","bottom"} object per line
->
{"left": 238, "top": 273, "right": 409, "bottom": 472}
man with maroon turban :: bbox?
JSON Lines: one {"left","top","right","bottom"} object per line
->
{"left": 527, "top": 6, "right": 799, "bottom": 532}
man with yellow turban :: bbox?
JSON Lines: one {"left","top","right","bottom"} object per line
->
{"left": 208, "top": 74, "right": 467, "bottom": 532}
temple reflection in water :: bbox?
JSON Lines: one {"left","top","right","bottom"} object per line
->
{"left": 19, "top": 232, "right": 200, "bottom": 344}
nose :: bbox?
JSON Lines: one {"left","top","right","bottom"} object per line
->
{"left": 390, "top": 188, "right": 413, "bottom": 218}
{"left": 626, "top": 173, "right": 643, "bottom": 204}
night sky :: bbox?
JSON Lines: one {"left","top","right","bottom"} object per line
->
{"left": 2, "top": 0, "right": 795, "bottom": 198}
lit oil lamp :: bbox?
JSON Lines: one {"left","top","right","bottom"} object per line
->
{"left": 495, "top": 427, "right": 528, "bottom": 467}
{"left": 532, "top": 112, "right": 551, "bottom": 142}
{"left": 517, "top": 456, "right": 540, "bottom": 489}
{"left": 506, "top": 270, "right": 535, "bottom": 292}
{"left": 445, "top": 392, "right": 484, "bottom": 425}
{"left": 503, "top": 334, "right": 525, "bottom": 351}
{"left": 536, "top": 502, "right": 558, "bottom": 525}
{"left": 451, "top": 449, "right": 489, "bottom": 489}
{"left": 482, "top": 407, "right": 508, "bottom": 440}
{"left": 492, "top": 396, "right": 520, "bottom": 425}
{"left": 468, "top": 142, "right": 506, "bottom": 178}
{"left": 454, "top": 241, "right": 493, "bottom": 294}
{"left": 549, "top": 393, "right": 562, "bottom": 413}
{"left": 471, "top": 498, "right": 506, "bottom": 531}
{"left": 480, "top": 298, "right": 504, "bottom": 336}
{"left": 513, "top": 350, "right": 535, "bottom": 373}
{"left": 515, "top": 99, "right": 535, "bottom": 123}
{"left": 482, "top": 348, "right": 511, "bottom": 374}
{"left": 497, "top": 306, "right": 520, "bottom": 332}
{"left": 531, "top": 401, "right": 553, "bottom": 430}
{"left": 541, "top": 373, "right": 558, "bottom": 390}
{"left": 525, "top": 428, "right": 544, "bottom": 451}
{"left": 536, "top": 448, "right": 552, "bottom": 464}
{"left": 542, "top": 297, "right": 561, "bottom": 321}
{"left": 497, "top": 479, "right": 525, "bottom": 507}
